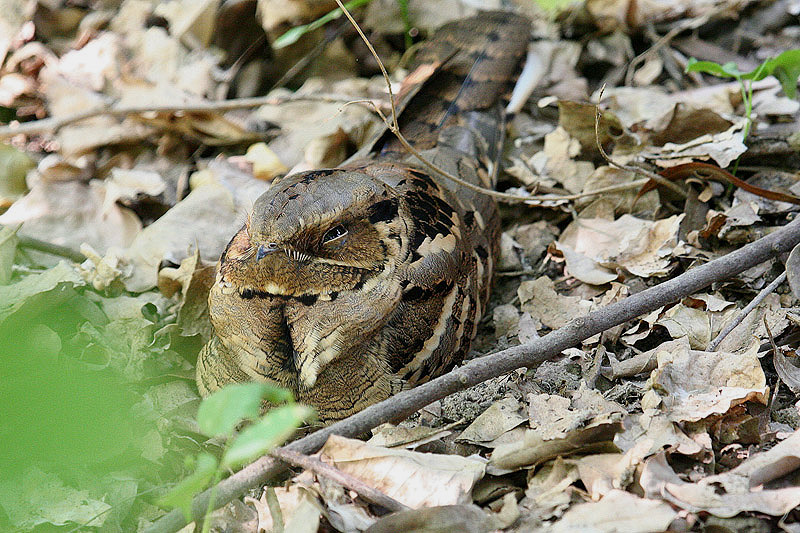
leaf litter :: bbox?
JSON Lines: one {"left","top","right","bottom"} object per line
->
{"left": 2, "top": 0, "right": 800, "bottom": 531}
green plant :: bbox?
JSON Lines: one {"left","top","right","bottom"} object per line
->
{"left": 686, "top": 50, "right": 800, "bottom": 140}
{"left": 158, "top": 383, "right": 313, "bottom": 532}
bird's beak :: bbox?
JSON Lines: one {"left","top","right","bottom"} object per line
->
{"left": 257, "top": 243, "right": 278, "bottom": 261}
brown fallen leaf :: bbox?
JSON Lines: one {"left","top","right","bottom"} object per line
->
{"left": 550, "top": 489, "right": 677, "bottom": 533}
{"left": 319, "top": 435, "right": 485, "bottom": 509}
{"left": 641, "top": 431, "right": 800, "bottom": 517}
{"left": 365, "top": 504, "right": 500, "bottom": 533}
{"left": 642, "top": 337, "right": 767, "bottom": 423}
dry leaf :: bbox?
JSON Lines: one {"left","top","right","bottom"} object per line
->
{"left": 320, "top": 435, "right": 485, "bottom": 509}
{"left": 157, "top": 249, "right": 216, "bottom": 340}
{"left": 557, "top": 214, "right": 684, "bottom": 281}
{"left": 489, "top": 411, "right": 622, "bottom": 471}
{"left": 550, "top": 489, "right": 677, "bottom": 533}
{"left": 656, "top": 303, "right": 711, "bottom": 349}
{"left": 641, "top": 338, "right": 767, "bottom": 423}
{"left": 641, "top": 432, "right": 800, "bottom": 517}
{"left": 246, "top": 484, "right": 321, "bottom": 533}
{"left": 365, "top": 504, "right": 500, "bottom": 533}
{"left": 0, "top": 180, "right": 141, "bottom": 259}
{"left": 714, "top": 294, "right": 787, "bottom": 354}
{"left": 245, "top": 142, "right": 288, "bottom": 181}
{"left": 457, "top": 397, "right": 528, "bottom": 446}
{"left": 518, "top": 276, "right": 593, "bottom": 330}
{"left": 367, "top": 423, "right": 453, "bottom": 449}
{"left": 521, "top": 457, "right": 579, "bottom": 520}
{"left": 773, "top": 349, "right": 800, "bottom": 394}
{"left": 254, "top": 88, "right": 380, "bottom": 172}
{"left": 122, "top": 182, "right": 241, "bottom": 292}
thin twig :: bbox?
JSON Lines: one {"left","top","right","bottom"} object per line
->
{"left": 707, "top": 270, "right": 787, "bottom": 351}
{"left": 594, "top": 86, "right": 687, "bottom": 199}
{"left": 355, "top": 93, "right": 652, "bottom": 205}
{"left": 623, "top": 9, "right": 721, "bottom": 87}
{"left": 524, "top": 178, "right": 652, "bottom": 202}
{"left": 144, "top": 214, "right": 800, "bottom": 533}
{"left": 0, "top": 93, "right": 381, "bottom": 139}
{"left": 269, "top": 448, "right": 409, "bottom": 513}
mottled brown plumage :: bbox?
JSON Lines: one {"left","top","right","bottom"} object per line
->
{"left": 197, "top": 11, "right": 531, "bottom": 420}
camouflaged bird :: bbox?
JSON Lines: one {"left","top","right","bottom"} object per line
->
{"left": 197, "top": 11, "right": 531, "bottom": 420}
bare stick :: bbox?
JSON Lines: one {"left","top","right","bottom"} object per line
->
{"left": 0, "top": 93, "right": 380, "bottom": 139}
{"left": 707, "top": 270, "right": 787, "bottom": 351}
{"left": 269, "top": 448, "right": 409, "bottom": 513}
{"left": 143, "top": 211, "right": 800, "bottom": 533}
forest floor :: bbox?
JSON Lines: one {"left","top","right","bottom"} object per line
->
{"left": 2, "top": 0, "right": 800, "bottom": 531}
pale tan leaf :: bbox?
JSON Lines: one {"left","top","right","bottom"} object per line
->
{"left": 245, "top": 142, "right": 289, "bottom": 181}
{"left": 521, "top": 457, "right": 579, "bottom": 520}
{"left": 656, "top": 303, "right": 711, "bottom": 349}
{"left": 642, "top": 339, "right": 767, "bottom": 423}
{"left": 319, "top": 435, "right": 485, "bottom": 509}
{"left": 550, "top": 489, "right": 677, "bottom": 533}
{"left": 557, "top": 214, "right": 684, "bottom": 281}
{"left": 774, "top": 349, "right": 800, "bottom": 393}
{"left": 0, "top": 180, "right": 141, "bottom": 259}
{"left": 489, "top": 414, "right": 622, "bottom": 472}
{"left": 365, "top": 504, "right": 500, "bottom": 533}
{"left": 786, "top": 242, "right": 800, "bottom": 300}
{"left": 367, "top": 423, "right": 452, "bottom": 450}
{"left": 518, "top": 276, "right": 593, "bottom": 330}
{"left": 456, "top": 397, "right": 528, "bottom": 446}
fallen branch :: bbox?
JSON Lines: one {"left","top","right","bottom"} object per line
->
{"left": 708, "top": 269, "right": 788, "bottom": 351}
{"left": 269, "top": 448, "right": 409, "bottom": 513}
{"left": 0, "top": 93, "right": 380, "bottom": 139}
{"left": 144, "top": 209, "right": 800, "bottom": 533}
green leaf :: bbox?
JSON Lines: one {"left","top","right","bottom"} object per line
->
{"left": 0, "top": 261, "right": 84, "bottom": 325}
{"left": 686, "top": 50, "right": 800, "bottom": 98}
{"left": 534, "top": 0, "right": 582, "bottom": 15}
{"left": 157, "top": 453, "right": 218, "bottom": 522}
{"left": 197, "top": 383, "right": 270, "bottom": 437}
{"left": 686, "top": 58, "right": 743, "bottom": 79}
{"left": 757, "top": 49, "right": 800, "bottom": 99}
{"left": 197, "top": 382, "right": 294, "bottom": 437}
{"left": 222, "top": 404, "right": 314, "bottom": 468}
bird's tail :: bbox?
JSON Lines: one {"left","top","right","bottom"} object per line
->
{"left": 378, "top": 10, "right": 531, "bottom": 182}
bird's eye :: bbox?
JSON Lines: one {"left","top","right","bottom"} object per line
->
{"left": 322, "top": 225, "right": 348, "bottom": 244}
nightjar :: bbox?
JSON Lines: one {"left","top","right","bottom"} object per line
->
{"left": 197, "top": 11, "right": 531, "bottom": 421}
